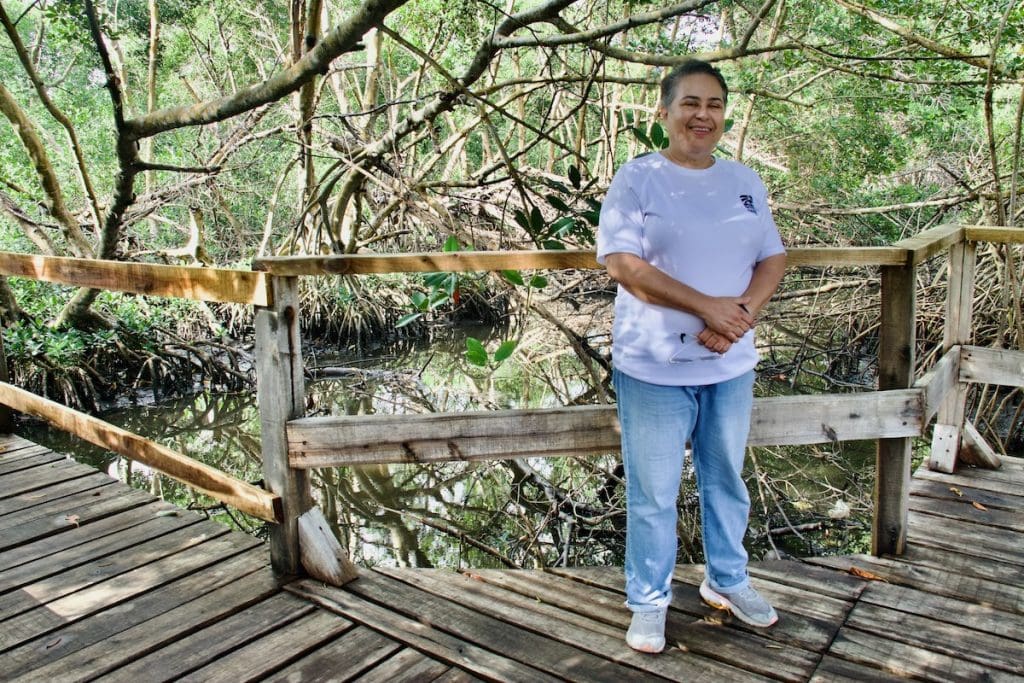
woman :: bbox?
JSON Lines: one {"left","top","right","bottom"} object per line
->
{"left": 597, "top": 59, "right": 787, "bottom": 654}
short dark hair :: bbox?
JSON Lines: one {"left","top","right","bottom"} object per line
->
{"left": 659, "top": 60, "right": 729, "bottom": 109}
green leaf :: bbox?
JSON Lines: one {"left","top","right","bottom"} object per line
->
{"left": 513, "top": 209, "right": 532, "bottom": 232}
{"left": 410, "top": 291, "right": 429, "bottom": 310}
{"left": 528, "top": 275, "right": 548, "bottom": 289}
{"left": 465, "top": 337, "right": 488, "bottom": 366}
{"left": 631, "top": 126, "right": 652, "bottom": 148}
{"left": 650, "top": 122, "right": 665, "bottom": 148}
{"left": 428, "top": 289, "right": 451, "bottom": 309}
{"left": 550, "top": 216, "right": 576, "bottom": 237}
{"left": 724, "top": 118, "right": 734, "bottom": 133}
{"left": 501, "top": 270, "right": 526, "bottom": 286}
{"left": 396, "top": 312, "right": 422, "bottom": 328}
{"left": 530, "top": 206, "right": 544, "bottom": 231}
{"left": 423, "top": 272, "right": 449, "bottom": 289}
{"left": 493, "top": 340, "right": 517, "bottom": 363}
{"left": 581, "top": 209, "right": 600, "bottom": 227}
{"left": 546, "top": 194, "right": 571, "bottom": 212}
{"left": 442, "top": 235, "right": 461, "bottom": 252}
{"left": 543, "top": 239, "right": 566, "bottom": 250}
{"left": 568, "top": 164, "right": 582, "bottom": 189}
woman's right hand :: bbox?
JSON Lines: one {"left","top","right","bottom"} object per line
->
{"left": 698, "top": 296, "right": 754, "bottom": 342}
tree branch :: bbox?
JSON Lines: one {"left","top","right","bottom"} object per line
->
{"left": 123, "top": 0, "right": 408, "bottom": 140}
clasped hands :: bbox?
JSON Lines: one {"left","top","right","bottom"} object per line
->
{"left": 697, "top": 296, "right": 754, "bottom": 354}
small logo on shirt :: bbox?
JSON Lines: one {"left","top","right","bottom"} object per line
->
{"left": 740, "top": 194, "right": 757, "bottom": 214}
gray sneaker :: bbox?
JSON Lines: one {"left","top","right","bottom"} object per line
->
{"left": 699, "top": 579, "right": 779, "bottom": 628}
{"left": 625, "top": 608, "right": 666, "bottom": 653}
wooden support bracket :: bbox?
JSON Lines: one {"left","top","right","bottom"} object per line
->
{"left": 298, "top": 506, "right": 358, "bottom": 586}
{"left": 960, "top": 420, "right": 1001, "bottom": 470}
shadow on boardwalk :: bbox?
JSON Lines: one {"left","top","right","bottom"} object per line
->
{"left": 1, "top": 433, "right": 1022, "bottom": 682}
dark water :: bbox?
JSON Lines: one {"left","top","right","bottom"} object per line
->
{"left": 20, "top": 330, "right": 878, "bottom": 569}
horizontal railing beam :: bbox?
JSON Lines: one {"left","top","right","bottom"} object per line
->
{"left": 0, "top": 382, "right": 281, "bottom": 522}
{"left": 253, "top": 247, "right": 915, "bottom": 276}
{"left": 959, "top": 345, "right": 1024, "bottom": 388}
{"left": 0, "top": 251, "right": 271, "bottom": 306}
{"left": 287, "top": 389, "right": 925, "bottom": 468}
{"left": 894, "top": 223, "right": 964, "bottom": 266}
{"left": 963, "top": 226, "right": 1024, "bottom": 245}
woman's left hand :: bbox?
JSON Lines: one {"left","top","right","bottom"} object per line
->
{"left": 697, "top": 328, "right": 733, "bottom": 354}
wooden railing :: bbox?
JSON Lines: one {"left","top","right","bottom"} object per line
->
{"left": 0, "top": 222, "right": 1021, "bottom": 581}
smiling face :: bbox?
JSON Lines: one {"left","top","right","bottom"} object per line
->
{"left": 658, "top": 72, "right": 726, "bottom": 169}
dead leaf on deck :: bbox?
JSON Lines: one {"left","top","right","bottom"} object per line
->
{"left": 971, "top": 501, "right": 988, "bottom": 511}
{"left": 64, "top": 514, "right": 80, "bottom": 527}
{"left": 949, "top": 487, "right": 963, "bottom": 497}
{"left": 848, "top": 566, "right": 888, "bottom": 582}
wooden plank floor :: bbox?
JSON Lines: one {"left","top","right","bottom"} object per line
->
{"left": 2, "top": 432, "right": 1022, "bottom": 681}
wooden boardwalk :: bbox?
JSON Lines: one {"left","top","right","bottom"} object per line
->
{"left": 1, "top": 431, "right": 1022, "bottom": 682}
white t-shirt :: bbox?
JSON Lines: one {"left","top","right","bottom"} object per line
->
{"left": 597, "top": 153, "right": 786, "bottom": 386}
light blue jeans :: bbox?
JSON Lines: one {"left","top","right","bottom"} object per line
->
{"left": 613, "top": 368, "right": 755, "bottom": 612}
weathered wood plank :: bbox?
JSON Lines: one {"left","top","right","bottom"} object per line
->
{"left": 874, "top": 263, "right": 916, "bottom": 555}
{"left": 288, "top": 390, "right": 924, "bottom": 467}
{"left": 909, "top": 476, "right": 1024, "bottom": 513}
{"left": 959, "top": 345, "right": 1024, "bottom": 387}
{"left": 0, "top": 457, "right": 100, "bottom": 498}
{"left": 287, "top": 578, "right": 562, "bottom": 683}
{"left": 825, "top": 627, "right": 1007, "bottom": 682}
{"left": 1, "top": 549, "right": 271, "bottom": 679}
{"left": 914, "top": 347, "right": 959, "bottom": 425}
{"left": 906, "top": 512, "right": 1024, "bottom": 565}
{"left": 252, "top": 247, "right": 913, "bottom": 276}
{"left": 297, "top": 505, "right": 357, "bottom": 586}
{"left": 0, "top": 382, "right": 281, "bottom": 523}
{"left": 350, "top": 648, "right": 452, "bottom": 683}
{"left": 255, "top": 276, "right": 311, "bottom": 576}
{"left": 909, "top": 491, "right": 1024, "bottom": 532}
{"left": 0, "top": 512, "right": 201, "bottom": 594}
{"left": 380, "top": 567, "right": 760, "bottom": 682}
{"left": 894, "top": 223, "right": 963, "bottom": 266}
{"left": 844, "top": 600, "right": 1023, "bottom": 675}
{"left": 0, "top": 449, "right": 67, "bottom": 475}
{"left": 883, "top": 544, "right": 1024, "bottom": 587}
{"left": 0, "top": 498, "right": 184, "bottom": 571}
{"left": 811, "top": 655, "right": 907, "bottom": 682}
{"left": 913, "top": 464, "right": 1024, "bottom": 498}
{"left": 0, "top": 250, "right": 270, "bottom": 305}
{"left": 545, "top": 564, "right": 825, "bottom": 678}
{"left": 963, "top": 225, "right": 1024, "bottom": 245}
{"left": 746, "top": 559, "right": 868, "bottom": 602}
{"left": 857, "top": 580, "right": 1024, "bottom": 641}
{"left": 0, "top": 444, "right": 59, "bottom": 465}
{"left": 0, "top": 471, "right": 114, "bottom": 518}
{"left": 264, "top": 625, "right": 402, "bottom": 683}
{"left": 348, "top": 570, "right": 652, "bottom": 683}
{"left": 807, "top": 553, "right": 1024, "bottom": 610}
{"left": 176, "top": 608, "right": 355, "bottom": 683}
{"left": 0, "top": 531, "right": 261, "bottom": 653}
{"left": 0, "top": 474, "right": 147, "bottom": 529}
{"left": 0, "top": 487, "right": 156, "bottom": 552}
{"left": 0, "top": 521, "right": 230, "bottom": 620}
{"left": 98, "top": 591, "right": 316, "bottom": 683}
{"left": 0, "top": 433, "right": 39, "bottom": 453}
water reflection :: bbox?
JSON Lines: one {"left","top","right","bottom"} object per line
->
{"left": 21, "top": 331, "right": 876, "bottom": 569}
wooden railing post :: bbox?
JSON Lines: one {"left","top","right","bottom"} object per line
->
{"left": 0, "top": 331, "right": 12, "bottom": 433}
{"left": 873, "top": 263, "right": 916, "bottom": 556}
{"left": 255, "top": 275, "right": 312, "bottom": 577}
{"left": 928, "top": 240, "right": 977, "bottom": 472}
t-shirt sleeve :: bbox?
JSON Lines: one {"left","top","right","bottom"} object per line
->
{"left": 754, "top": 175, "right": 786, "bottom": 261}
{"left": 596, "top": 164, "right": 645, "bottom": 265}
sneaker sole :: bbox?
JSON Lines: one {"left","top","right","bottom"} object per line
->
{"left": 699, "top": 583, "right": 779, "bottom": 628}
{"left": 626, "top": 637, "right": 665, "bottom": 654}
